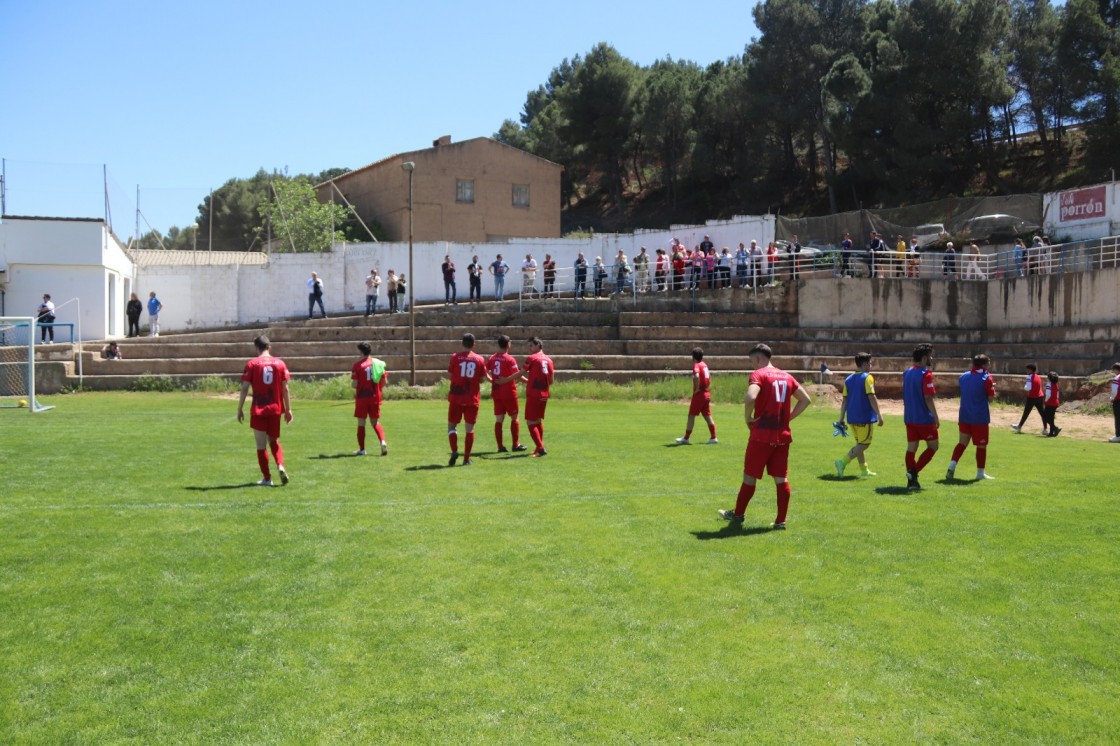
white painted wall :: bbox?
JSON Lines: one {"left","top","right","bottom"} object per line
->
{"left": 0, "top": 218, "right": 137, "bottom": 340}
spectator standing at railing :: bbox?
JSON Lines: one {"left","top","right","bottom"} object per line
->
{"left": 750, "top": 240, "right": 764, "bottom": 287}
{"left": 467, "top": 255, "right": 483, "bottom": 304}
{"left": 735, "top": 243, "right": 750, "bottom": 288}
{"left": 36, "top": 293, "right": 56, "bottom": 343}
{"left": 542, "top": 254, "right": 557, "bottom": 297}
{"left": 1013, "top": 239, "right": 1026, "bottom": 278}
{"left": 766, "top": 241, "right": 779, "bottom": 285}
{"left": 672, "top": 246, "right": 686, "bottom": 291}
{"left": 907, "top": 237, "right": 921, "bottom": 278}
{"left": 306, "top": 272, "right": 326, "bottom": 319}
{"left": 441, "top": 255, "right": 457, "bottom": 305}
{"left": 147, "top": 291, "right": 163, "bottom": 336}
{"left": 127, "top": 292, "right": 143, "bottom": 337}
{"left": 895, "top": 235, "right": 908, "bottom": 278}
{"left": 633, "top": 247, "right": 650, "bottom": 292}
{"left": 718, "top": 247, "right": 733, "bottom": 288}
{"left": 942, "top": 242, "right": 958, "bottom": 279}
{"left": 574, "top": 252, "right": 588, "bottom": 298}
{"left": 365, "top": 268, "right": 381, "bottom": 316}
{"left": 1041, "top": 236, "right": 1053, "bottom": 274}
{"left": 386, "top": 270, "right": 399, "bottom": 313}
{"left": 690, "top": 247, "right": 704, "bottom": 289}
{"left": 1027, "top": 236, "right": 1042, "bottom": 275}
{"left": 790, "top": 235, "right": 803, "bottom": 280}
{"left": 867, "top": 231, "right": 886, "bottom": 278}
{"left": 700, "top": 234, "right": 714, "bottom": 256}
{"left": 521, "top": 254, "right": 538, "bottom": 298}
{"left": 705, "top": 249, "right": 718, "bottom": 289}
{"left": 655, "top": 248, "right": 669, "bottom": 291}
{"left": 489, "top": 254, "right": 510, "bottom": 301}
{"left": 615, "top": 251, "right": 632, "bottom": 294}
{"left": 593, "top": 256, "right": 608, "bottom": 297}
{"left": 964, "top": 242, "right": 986, "bottom": 281}
{"left": 839, "top": 232, "right": 853, "bottom": 278}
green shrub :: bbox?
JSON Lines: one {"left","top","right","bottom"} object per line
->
{"left": 131, "top": 374, "right": 178, "bottom": 392}
{"left": 191, "top": 375, "right": 238, "bottom": 394}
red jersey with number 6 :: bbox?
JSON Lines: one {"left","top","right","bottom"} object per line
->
{"left": 242, "top": 355, "right": 290, "bottom": 416}
{"left": 748, "top": 365, "right": 800, "bottom": 444}
{"left": 524, "top": 351, "right": 554, "bottom": 400}
{"left": 448, "top": 351, "right": 486, "bottom": 407}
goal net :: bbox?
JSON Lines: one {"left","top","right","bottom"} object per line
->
{"left": 0, "top": 317, "right": 54, "bottom": 412}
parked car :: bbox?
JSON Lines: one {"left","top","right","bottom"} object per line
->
{"left": 913, "top": 223, "right": 948, "bottom": 249}
{"left": 961, "top": 214, "right": 1039, "bottom": 241}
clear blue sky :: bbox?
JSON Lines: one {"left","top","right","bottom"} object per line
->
{"left": 2, "top": 1, "right": 759, "bottom": 237}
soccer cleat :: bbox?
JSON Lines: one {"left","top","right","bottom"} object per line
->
{"left": 511, "top": 444, "right": 528, "bottom": 452}
{"left": 946, "top": 468, "right": 956, "bottom": 480}
{"left": 859, "top": 469, "right": 877, "bottom": 477}
{"left": 532, "top": 448, "right": 548, "bottom": 458}
{"left": 675, "top": 437, "right": 691, "bottom": 445}
{"left": 1111, "top": 436, "right": 1120, "bottom": 443}
{"left": 770, "top": 522, "right": 787, "bottom": 530}
{"left": 976, "top": 472, "right": 994, "bottom": 480}
{"left": 354, "top": 449, "right": 367, "bottom": 456}
{"left": 278, "top": 466, "right": 289, "bottom": 485}
{"left": 462, "top": 459, "right": 473, "bottom": 466}
{"left": 1049, "top": 427, "right": 1061, "bottom": 438}
{"left": 448, "top": 451, "right": 459, "bottom": 466}
{"left": 381, "top": 442, "right": 389, "bottom": 456}
{"left": 706, "top": 438, "right": 719, "bottom": 445}
{"left": 1011, "top": 424, "right": 1021, "bottom": 432}
{"left": 497, "top": 446, "right": 509, "bottom": 453}
{"left": 906, "top": 470, "right": 921, "bottom": 491}
{"left": 717, "top": 509, "right": 744, "bottom": 525}
{"left": 257, "top": 479, "right": 274, "bottom": 487}
{"left": 1041, "top": 429, "right": 1049, "bottom": 436}
{"left": 834, "top": 459, "right": 846, "bottom": 477}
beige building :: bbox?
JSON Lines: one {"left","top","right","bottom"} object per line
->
{"left": 317, "top": 136, "right": 563, "bottom": 243}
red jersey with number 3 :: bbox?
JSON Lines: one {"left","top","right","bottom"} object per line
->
{"left": 488, "top": 352, "right": 520, "bottom": 401}
{"left": 242, "top": 355, "right": 290, "bottom": 416}
{"left": 448, "top": 351, "right": 486, "bottom": 407}
{"left": 748, "top": 365, "right": 800, "bottom": 444}
{"left": 524, "top": 351, "right": 554, "bottom": 400}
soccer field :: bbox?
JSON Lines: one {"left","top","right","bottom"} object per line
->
{"left": 2, "top": 392, "right": 1118, "bottom": 743}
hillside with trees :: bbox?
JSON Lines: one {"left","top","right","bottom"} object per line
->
{"left": 496, "top": 0, "right": 1120, "bottom": 234}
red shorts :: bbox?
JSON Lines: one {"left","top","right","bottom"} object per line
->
{"left": 354, "top": 398, "right": 382, "bottom": 420}
{"left": 905, "top": 423, "right": 939, "bottom": 443}
{"left": 958, "top": 422, "right": 989, "bottom": 445}
{"left": 688, "top": 392, "right": 711, "bottom": 417}
{"left": 525, "top": 397, "right": 548, "bottom": 421}
{"left": 250, "top": 412, "right": 281, "bottom": 439}
{"left": 743, "top": 440, "right": 790, "bottom": 480}
{"left": 492, "top": 396, "right": 519, "bottom": 417}
{"left": 448, "top": 402, "right": 479, "bottom": 425}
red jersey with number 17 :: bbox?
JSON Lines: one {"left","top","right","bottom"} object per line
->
{"left": 524, "top": 351, "right": 554, "bottom": 400}
{"left": 242, "top": 355, "right": 290, "bottom": 416}
{"left": 748, "top": 365, "right": 800, "bottom": 444}
{"left": 448, "top": 350, "right": 487, "bottom": 407}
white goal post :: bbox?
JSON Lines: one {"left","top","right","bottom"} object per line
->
{"left": 0, "top": 317, "right": 55, "bottom": 412}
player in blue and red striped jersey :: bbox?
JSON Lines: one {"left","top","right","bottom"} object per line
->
{"left": 1042, "top": 371, "right": 1062, "bottom": 438}
{"left": 1012, "top": 363, "right": 1046, "bottom": 434}
{"left": 718, "top": 343, "right": 812, "bottom": 530}
{"left": 676, "top": 347, "right": 718, "bottom": 445}
{"left": 447, "top": 333, "right": 487, "bottom": 466}
{"left": 521, "top": 337, "right": 555, "bottom": 457}
{"left": 236, "top": 335, "right": 292, "bottom": 486}
{"left": 351, "top": 342, "right": 388, "bottom": 456}
{"left": 487, "top": 335, "right": 526, "bottom": 453}
{"left": 947, "top": 353, "right": 997, "bottom": 481}
{"left": 902, "top": 343, "right": 940, "bottom": 491}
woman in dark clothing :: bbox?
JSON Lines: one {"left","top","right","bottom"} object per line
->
{"left": 126, "top": 292, "right": 143, "bottom": 337}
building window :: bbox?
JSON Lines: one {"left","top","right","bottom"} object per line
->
{"left": 456, "top": 179, "right": 475, "bottom": 204}
{"left": 512, "top": 183, "right": 530, "bottom": 208}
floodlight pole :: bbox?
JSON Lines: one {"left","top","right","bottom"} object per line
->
{"left": 402, "top": 161, "right": 416, "bottom": 386}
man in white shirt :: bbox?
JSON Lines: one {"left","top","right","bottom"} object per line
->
{"left": 521, "top": 254, "right": 538, "bottom": 297}
{"left": 365, "top": 269, "right": 381, "bottom": 316}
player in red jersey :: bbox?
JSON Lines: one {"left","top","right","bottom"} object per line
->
{"left": 718, "top": 343, "right": 811, "bottom": 530}
{"left": 351, "top": 342, "right": 389, "bottom": 456}
{"left": 521, "top": 336, "right": 555, "bottom": 457}
{"left": 676, "top": 347, "right": 718, "bottom": 445}
{"left": 236, "top": 335, "right": 292, "bottom": 486}
{"left": 487, "top": 335, "right": 527, "bottom": 453}
{"left": 447, "top": 333, "right": 487, "bottom": 466}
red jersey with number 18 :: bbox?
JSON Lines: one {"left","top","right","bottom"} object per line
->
{"left": 242, "top": 355, "right": 290, "bottom": 416}
{"left": 448, "top": 351, "right": 487, "bottom": 407}
{"left": 524, "top": 351, "right": 554, "bottom": 400}
{"left": 748, "top": 365, "right": 800, "bottom": 444}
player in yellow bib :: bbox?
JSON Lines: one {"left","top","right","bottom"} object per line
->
{"left": 835, "top": 352, "right": 884, "bottom": 477}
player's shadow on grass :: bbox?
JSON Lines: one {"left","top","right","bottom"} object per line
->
{"left": 311, "top": 453, "right": 365, "bottom": 459}
{"left": 691, "top": 526, "right": 776, "bottom": 540}
{"left": 481, "top": 452, "right": 529, "bottom": 460}
{"left": 874, "top": 486, "right": 914, "bottom": 495}
{"left": 185, "top": 483, "right": 264, "bottom": 491}
{"left": 818, "top": 474, "right": 859, "bottom": 482}
{"left": 405, "top": 464, "right": 449, "bottom": 471}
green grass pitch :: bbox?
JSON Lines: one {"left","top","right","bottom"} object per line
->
{"left": 2, "top": 391, "right": 1118, "bottom": 743}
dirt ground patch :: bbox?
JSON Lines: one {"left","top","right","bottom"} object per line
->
{"left": 872, "top": 396, "right": 1116, "bottom": 442}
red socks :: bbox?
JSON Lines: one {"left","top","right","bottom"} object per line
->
{"left": 915, "top": 448, "right": 936, "bottom": 472}
{"left": 776, "top": 482, "right": 791, "bottom": 523}
{"left": 951, "top": 443, "right": 966, "bottom": 463}
{"left": 976, "top": 447, "right": 987, "bottom": 469}
{"left": 270, "top": 440, "right": 283, "bottom": 468}
{"left": 465, "top": 432, "right": 475, "bottom": 460}
{"left": 373, "top": 423, "right": 385, "bottom": 442}
{"left": 684, "top": 429, "right": 693, "bottom": 440}
{"left": 905, "top": 451, "right": 917, "bottom": 472}
{"left": 708, "top": 422, "right": 717, "bottom": 439}
{"left": 357, "top": 426, "right": 366, "bottom": 451}
{"left": 494, "top": 422, "right": 504, "bottom": 449}
{"left": 256, "top": 449, "right": 271, "bottom": 480}
{"left": 734, "top": 482, "right": 756, "bottom": 516}
{"left": 511, "top": 420, "right": 520, "bottom": 446}
{"left": 529, "top": 423, "right": 543, "bottom": 450}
